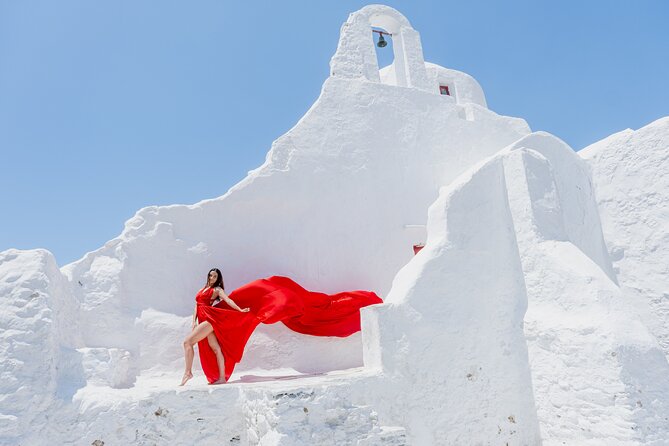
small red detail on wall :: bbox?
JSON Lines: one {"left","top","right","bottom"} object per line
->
{"left": 413, "top": 244, "right": 425, "bottom": 255}
{"left": 439, "top": 85, "right": 450, "bottom": 96}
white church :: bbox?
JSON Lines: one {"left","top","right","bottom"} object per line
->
{"left": 1, "top": 5, "right": 669, "bottom": 445}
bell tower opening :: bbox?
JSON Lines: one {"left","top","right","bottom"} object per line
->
{"left": 373, "top": 27, "right": 395, "bottom": 85}
{"left": 368, "top": 13, "right": 409, "bottom": 88}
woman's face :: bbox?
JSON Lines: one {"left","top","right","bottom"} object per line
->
{"left": 208, "top": 270, "right": 218, "bottom": 286}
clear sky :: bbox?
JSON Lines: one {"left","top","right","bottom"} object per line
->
{"left": 1, "top": 0, "right": 668, "bottom": 266}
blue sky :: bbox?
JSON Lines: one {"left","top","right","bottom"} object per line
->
{"left": 1, "top": 1, "right": 668, "bottom": 265}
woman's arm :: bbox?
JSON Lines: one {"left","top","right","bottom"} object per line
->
{"left": 192, "top": 305, "right": 198, "bottom": 329}
{"left": 215, "top": 287, "right": 250, "bottom": 312}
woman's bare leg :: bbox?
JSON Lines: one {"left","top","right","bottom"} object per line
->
{"left": 180, "top": 321, "right": 214, "bottom": 386}
{"left": 206, "top": 333, "right": 227, "bottom": 384}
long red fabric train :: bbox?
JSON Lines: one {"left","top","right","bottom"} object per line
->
{"left": 194, "top": 275, "right": 383, "bottom": 383}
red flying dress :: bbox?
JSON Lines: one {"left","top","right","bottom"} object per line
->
{"left": 194, "top": 276, "right": 382, "bottom": 383}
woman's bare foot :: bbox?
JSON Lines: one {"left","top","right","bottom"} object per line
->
{"left": 209, "top": 377, "right": 227, "bottom": 385}
{"left": 179, "top": 371, "right": 193, "bottom": 386}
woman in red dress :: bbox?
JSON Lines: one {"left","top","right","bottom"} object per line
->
{"left": 180, "top": 268, "right": 383, "bottom": 386}
{"left": 180, "top": 268, "right": 250, "bottom": 386}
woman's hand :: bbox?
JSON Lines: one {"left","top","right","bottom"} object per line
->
{"left": 240, "top": 308, "right": 250, "bottom": 313}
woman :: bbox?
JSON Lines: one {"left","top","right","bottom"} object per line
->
{"left": 180, "top": 269, "right": 383, "bottom": 386}
{"left": 180, "top": 268, "right": 250, "bottom": 386}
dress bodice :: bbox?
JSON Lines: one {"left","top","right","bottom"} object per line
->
{"left": 195, "top": 287, "right": 215, "bottom": 306}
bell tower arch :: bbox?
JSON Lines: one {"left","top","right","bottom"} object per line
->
{"left": 329, "top": 5, "right": 431, "bottom": 92}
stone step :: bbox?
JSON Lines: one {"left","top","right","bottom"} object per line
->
{"left": 242, "top": 386, "right": 408, "bottom": 445}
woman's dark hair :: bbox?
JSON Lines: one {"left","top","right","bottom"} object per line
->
{"left": 206, "top": 268, "right": 225, "bottom": 290}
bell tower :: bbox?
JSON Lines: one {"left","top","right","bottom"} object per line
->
{"left": 329, "top": 5, "right": 432, "bottom": 92}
